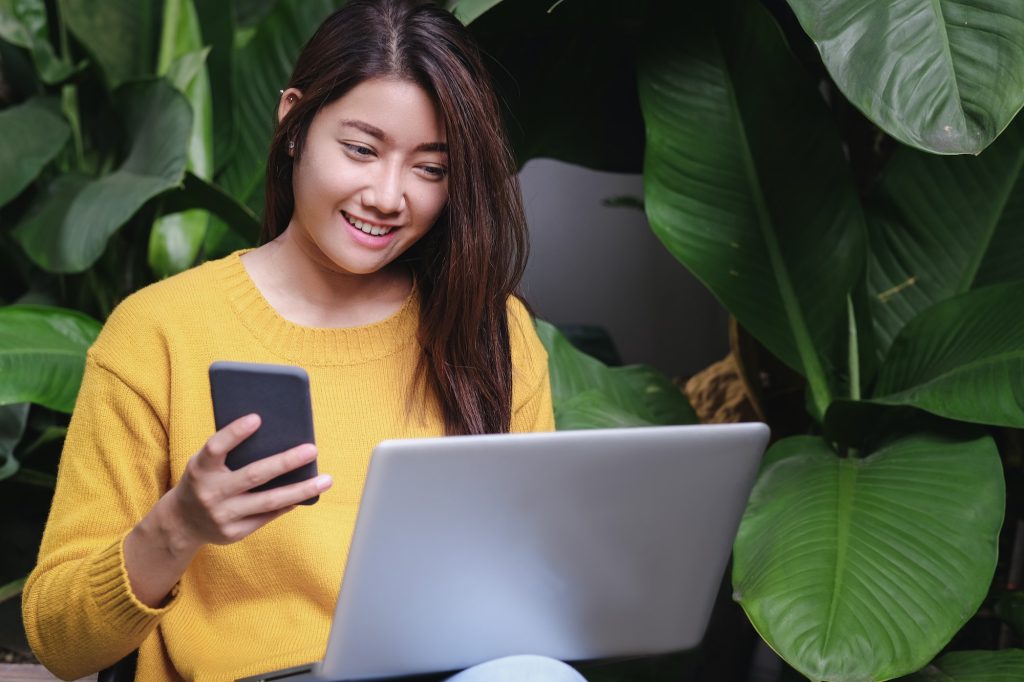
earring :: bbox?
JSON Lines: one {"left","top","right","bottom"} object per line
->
{"left": 288, "top": 140, "right": 295, "bottom": 153}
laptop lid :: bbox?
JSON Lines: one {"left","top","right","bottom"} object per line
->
{"left": 311, "top": 422, "right": 769, "bottom": 680}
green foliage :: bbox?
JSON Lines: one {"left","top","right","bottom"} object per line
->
{"left": 0, "top": 97, "right": 70, "bottom": 206}
{"left": 150, "top": 0, "right": 215, "bottom": 278}
{"left": 0, "top": 0, "right": 331, "bottom": 656}
{"left": 0, "top": 306, "right": 101, "bottom": 412}
{"left": 13, "top": 80, "right": 192, "bottom": 272}
{"left": 869, "top": 282, "right": 1024, "bottom": 428}
{"left": 638, "top": 0, "right": 865, "bottom": 420}
{"left": 61, "top": 0, "right": 159, "bottom": 90}
{"left": 785, "top": 0, "right": 1024, "bottom": 155}
{"left": 866, "top": 117, "right": 1024, "bottom": 358}
{"left": 734, "top": 433, "right": 1004, "bottom": 681}
{"left": 470, "top": 0, "right": 1024, "bottom": 678}
{"left": 0, "top": 0, "right": 80, "bottom": 83}
{"left": 995, "top": 593, "right": 1024, "bottom": 641}
{"left": 445, "top": 0, "right": 504, "bottom": 25}
{"left": 902, "top": 650, "right": 1024, "bottom": 681}
{"left": 535, "top": 320, "right": 697, "bottom": 430}
{"left": 0, "top": 576, "right": 25, "bottom": 606}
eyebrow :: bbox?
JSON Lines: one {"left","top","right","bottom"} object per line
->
{"left": 340, "top": 119, "right": 448, "bottom": 153}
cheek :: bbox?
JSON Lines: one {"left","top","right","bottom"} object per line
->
{"left": 294, "top": 153, "right": 359, "bottom": 204}
{"left": 414, "top": 184, "right": 449, "bottom": 227}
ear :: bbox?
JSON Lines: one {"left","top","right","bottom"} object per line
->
{"left": 277, "top": 88, "right": 303, "bottom": 124}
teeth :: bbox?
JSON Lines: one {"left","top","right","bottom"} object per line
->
{"left": 344, "top": 212, "right": 393, "bottom": 237}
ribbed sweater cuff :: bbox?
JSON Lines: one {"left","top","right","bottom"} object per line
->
{"left": 88, "top": 536, "right": 178, "bottom": 637}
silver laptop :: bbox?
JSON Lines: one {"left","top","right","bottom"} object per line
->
{"left": 242, "top": 422, "right": 769, "bottom": 681}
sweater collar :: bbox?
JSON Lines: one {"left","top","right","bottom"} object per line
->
{"left": 215, "top": 250, "right": 420, "bottom": 366}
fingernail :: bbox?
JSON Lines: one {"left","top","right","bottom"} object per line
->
{"left": 316, "top": 474, "right": 332, "bottom": 491}
{"left": 243, "top": 413, "right": 260, "bottom": 428}
{"left": 301, "top": 444, "right": 318, "bottom": 460}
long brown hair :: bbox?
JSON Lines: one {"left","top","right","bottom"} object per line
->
{"left": 262, "top": 0, "right": 529, "bottom": 435}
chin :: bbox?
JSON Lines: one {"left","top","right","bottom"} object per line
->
{"left": 327, "top": 257, "right": 393, "bottom": 277}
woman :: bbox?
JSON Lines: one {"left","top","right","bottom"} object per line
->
{"left": 22, "top": 2, "right": 582, "bottom": 680}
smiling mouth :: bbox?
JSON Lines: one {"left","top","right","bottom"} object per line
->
{"left": 342, "top": 211, "right": 396, "bottom": 237}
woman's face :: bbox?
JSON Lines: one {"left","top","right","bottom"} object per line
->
{"left": 281, "top": 78, "right": 449, "bottom": 277}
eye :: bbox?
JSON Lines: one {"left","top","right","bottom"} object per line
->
{"left": 418, "top": 165, "right": 448, "bottom": 181}
{"left": 342, "top": 142, "right": 375, "bottom": 159}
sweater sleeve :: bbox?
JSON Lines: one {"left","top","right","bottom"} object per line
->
{"left": 508, "top": 297, "right": 555, "bottom": 434}
{"left": 22, "top": 353, "right": 177, "bottom": 680}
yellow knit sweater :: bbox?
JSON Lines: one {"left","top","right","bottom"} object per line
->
{"left": 23, "top": 251, "right": 554, "bottom": 681}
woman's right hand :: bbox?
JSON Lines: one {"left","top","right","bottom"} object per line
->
{"left": 124, "top": 414, "right": 332, "bottom": 607}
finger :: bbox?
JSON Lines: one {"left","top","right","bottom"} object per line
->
{"left": 224, "top": 442, "right": 318, "bottom": 497}
{"left": 217, "top": 506, "right": 296, "bottom": 545}
{"left": 200, "top": 414, "right": 261, "bottom": 468}
{"left": 231, "top": 472, "right": 332, "bottom": 518}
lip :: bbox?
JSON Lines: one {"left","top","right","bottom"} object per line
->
{"left": 341, "top": 211, "right": 400, "bottom": 249}
{"left": 342, "top": 211, "right": 399, "bottom": 230}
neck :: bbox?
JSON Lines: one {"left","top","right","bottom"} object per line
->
{"left": 241, "top": 228, "right": 412, "bottom": 329}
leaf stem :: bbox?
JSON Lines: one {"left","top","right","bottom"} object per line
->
{"left": 716, "top": 46, "right": 832, "bottom": 422}
{"left": 847, "top": 295, "right": 860, "bottom": 401}
{"left": 13, "top": 467, "right": 57, "bottom": 490}
{"left": 0, "top": 577, "right": 26, "bottom": 606}
{"left": 17, "top": 425, "right": 68, "bottom": 460}
{"left": 85, "top": 268, "right": 112, "bottom": 318}
{"left": 56, "top": 0, "right": 70, "bottom": 60}
{"left": 61, "top": 85, "right": 85, "bottom": 170}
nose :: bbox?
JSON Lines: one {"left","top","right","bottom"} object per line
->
{"left": 363, "top": 162, "right": 405, "bottom": 215}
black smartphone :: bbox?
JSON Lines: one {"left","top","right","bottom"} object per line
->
{"left": 208, "top": 361, "right": 319, "bottom": 505}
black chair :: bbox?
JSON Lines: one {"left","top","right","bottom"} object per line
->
{"left": 97, "top": 650, "right": 137, "bottom": 682}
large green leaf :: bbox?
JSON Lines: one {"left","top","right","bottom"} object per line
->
{"left": 216, "top": 0, "right": 342, "bottom": 204}
{"left": 785, "top": 0, "right": 1024, "bottom": 155}
{"left": 194, "top": 0, "right": 237, "bottom": 172}
{"left": 0, "top": 0, "right": 78, "bottom": 83}
{"left": 902, "top": 650, "right": 1024, "bottom": 681}
{"left": 0, "top": 97, "right": 70, "bottom": 208}
{"left": 202, "top": 214, "right": 253, "bottom": 261}
{"left": 159, "top": 171, "right": 260, "bottom": 244}
{"left": 871, "top": 281, "right": 1024, "bottom": 428}
{"left": 13, "top": 79, "right": 191, "bottom": 273}
{"left": 733, "top": 433, "right": 1004, "bottom": 682}
{"left": 866, "top": 117, "right": 1024, "bottom": 359}
{"left": 0, "top": 305, "right": 101, "bottom": 413}
{"left": 638, "top": 0, "right": 865, "bottom": 419}
{"left": 149, "top": 208, "right": 209, "bottom": 277}
{"left": 536, "top": 319, "right": 696, "bottom": 429}
{"left": 445, "top": 0, "right": 503, "bottom": 25}
{"left": 61, "top": 0, "right": 158, "bottom": 90}
{"left": 150, "top": 0, "right": 214, "bottom": 278}
{"left": 553, "top": 392, "right": 661, "bottom": 431}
